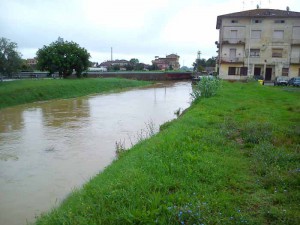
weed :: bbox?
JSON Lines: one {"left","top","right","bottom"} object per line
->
{"left": 191, "top": 77, "right": 222, "bottom": 102}
{"left": 174, "top": 108, "right": 182, "bottom": 118}
{"left": 115, "top": 139, "right": 126, "bottom": 157}
{"left": 241, "top": 122, "right": 273, "bottom": 145}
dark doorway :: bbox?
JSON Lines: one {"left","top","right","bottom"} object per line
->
{"left": 254, "top": 67, "right": 261, "bottom": 76}
{"left": 265, "top": 68, "right": 272, "bottom": 80}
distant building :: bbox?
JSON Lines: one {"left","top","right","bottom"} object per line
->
{"left": 216, "top": 8, "right": 300, "bottom": 80}
{"left": 26, "top": 58, "right": 37, "bottom": 66}
{"left": 99, "top": 59, "right": 129, "bottom": 70}
{"left": 88, "top": 67, "right": 107, "bottom": 72}
{"left": 152, "top": 54, "right": 180, "bottom": 70}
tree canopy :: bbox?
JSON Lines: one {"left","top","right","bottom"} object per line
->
{"left": 0, "top": 37, "right": 22, "bottom": 77}
{"left": 193, "top": 56, "right": 217, "bottom": 72}
{"left": 36, "top": 39, "right": 90, "bottom": 78}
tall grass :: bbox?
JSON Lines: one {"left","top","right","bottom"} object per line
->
{"left": 0, "top": 78, "right": 151, "bottom": 109}
{"left": 35, "top": 82, "right": 300, "bottom": 225}
{"left": 191, "top": 77, "right": 222, "bottom": 102}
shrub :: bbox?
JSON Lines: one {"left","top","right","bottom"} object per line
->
{"left": 191, "top": 77, "right": 221, "bottom": 102}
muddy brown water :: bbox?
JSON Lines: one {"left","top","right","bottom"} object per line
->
{"left": 0, "top": 81, "right": 192, "bottom": 225}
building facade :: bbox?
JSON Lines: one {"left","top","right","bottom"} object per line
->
{"left": 216, "top": 8, "right": 300, "bottom": 80}
{"left": 152, "top": 54, "right": 180, "bottom": 70}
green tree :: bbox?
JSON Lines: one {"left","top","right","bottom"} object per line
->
{"left": 192, "top": 57, "right": 216, "bottom": 72}
{"left": 0, "top": 37, "right": 22, "bottom": 77}
{"left": 112, "top": 64, "right": 120, "bottom": 71}
{"left": 193, "top": 59, "right": 205, "bottom": 72}
{"left": 149, "top": 63, "right": 159, "bottom": 71}
{"left": 129, "top": 58, "right": 143, "bottom": 71}
{"left": 36, "top": 39, "right": 90, "bottom": 78}
{"left": 125, "top": 64, "right": 134, "bottom": 71}
{"left": 129, "top": 58, "right": 139, "bottom": 65}
{"left": 206, "top": 57, "right": 216, "bottom": 67}
{"left": 135, "top": 63, "right": 145, "bottom": 71}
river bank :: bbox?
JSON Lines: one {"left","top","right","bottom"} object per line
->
{"left": 0, "top": 78, "right": 151, "bottom": 109}
{"left": 35, "top": 82, "right": 300, "bottom": 224}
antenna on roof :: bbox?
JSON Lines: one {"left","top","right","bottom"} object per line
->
{"left": 257, "top": 4, "right": 259, "bottom": 9}
{"left": 286, "top": 6, "right": 290, "bottom": 11}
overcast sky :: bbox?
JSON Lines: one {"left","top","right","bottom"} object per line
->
{"left": 1, "top": 0, "right": 299, "bottom": 67}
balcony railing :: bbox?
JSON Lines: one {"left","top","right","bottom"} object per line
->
{"left": 221, "top": 57, "right": 244, "bottom": 63}
{"left": 222, "top": 38, "right": 245, "bottom": 45}
{"left": 290, "top": 57, "right": 300, "bottom": 64}
{"left": 291, "top": 39, "right": 300, "bottom": 45}
{"left": 272, "top": 38, "right": 285, "bottom": 43}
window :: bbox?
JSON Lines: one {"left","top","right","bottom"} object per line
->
{"left": 240, "top": 67, "right": 248, "bottom": 76}
{"left": 251, "top": 30, "right": 261, "bottom": 39}
{"left": 292, "top": 27, "right": 300, "bottom": 39}
{"left": 272, "top": 49, "right": 283, "bottom": 58}
{"left": 228, "top": 67, "right": 236, "bottom": 75}
{"left": 228, "top": 67, "right": 248, "bottom": 76}
{"left": 275, "top": 20, "right": 285, "bottom": 23}
{"left": 273, "top": 30, "right": 284, "bottom": 39}
{"left": 282, "top": 68, "right": 289, "bottom": 76}
{"left": 231, "top": 20, "right": 238, "bottom": 23}
{"left": 229, "top": 48, "right": 237, "bottom": 59}
{"left": 230, "top": 30, "right": 238, "bottom": 38}
{"left": 253, "top": 19, "right": 262, "bottom": 23}
{"left": 250, "top": 49, "right": 260, "bottom": 57}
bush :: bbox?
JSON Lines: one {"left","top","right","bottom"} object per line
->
{"left": 191, "top": 77, "right": 221, "bottom": 102}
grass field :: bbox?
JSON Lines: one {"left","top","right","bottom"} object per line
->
{"left": 33, "top": 81, "right": 299, "bottom": 224}
{"left": 0, "top": 78, "right": 150, "bottom": 109}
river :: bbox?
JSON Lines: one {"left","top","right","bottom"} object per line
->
{"left": 0, "top": 81, "right": 192, "bottom": 225}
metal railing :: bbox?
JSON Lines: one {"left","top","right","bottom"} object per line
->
{"left": 222, "top": 38, "right": 246, "bottom": 44}
{"left": 290, "top": 57, "right": 300, "bottom": 64}
{"left": 221, "top": 57, "right": 244, "bottom": 63}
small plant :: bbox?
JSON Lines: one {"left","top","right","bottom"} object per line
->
{"left": 174, "top": 108, "right": 182, "bottom": 118}
{"left": 115, "top": 139, "right": 126, "bottom": 157}
{"left": 115, "top": 120, "right": 157, "bottom": 157}
{"left": 241, "top": 122, "right": 273, "bottom": 145}
{"left": 191, "top": 76, "right": 221, "bottom": 102}
{"left": 135, "top": 120, "right": 157, "bottom": 144}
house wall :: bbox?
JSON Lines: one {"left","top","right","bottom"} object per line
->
{"left": 290, "top": 65, "right": 300, "bottom": 77}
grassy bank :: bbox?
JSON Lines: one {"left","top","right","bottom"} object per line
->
{"left": 35, "top": 82, "right": 299, "bottom": 224}
{"left": 0, "top": 78, "right": 150, "bottom": 109}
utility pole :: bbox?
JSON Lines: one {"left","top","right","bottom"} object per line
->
{"left": 197, "top": 51, "right": 201, "bottom": 72}
{"left": 197, "top": 51, "right": 201, "bottom": 60}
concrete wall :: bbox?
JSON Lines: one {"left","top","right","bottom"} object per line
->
{"left": 85, "top": 72, "right": 192, "bottom": 81}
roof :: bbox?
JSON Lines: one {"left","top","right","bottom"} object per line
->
{"left": 166, "top": 54, "right": 179, "bottom": 58}
{"left": 216, "top": 8, "right": 300, "bottom": 29}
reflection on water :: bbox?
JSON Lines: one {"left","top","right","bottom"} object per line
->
{"left": 0, "top": 81, "right": 192, "bottom": 225}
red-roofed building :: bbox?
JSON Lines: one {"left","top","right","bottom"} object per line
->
{"left": 152, "top": 54, "right": 180, "bottom": 70}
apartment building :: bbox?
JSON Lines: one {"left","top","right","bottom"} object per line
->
{"left": 216, "top": 8, "right": 300, "bottom": 80}
{"left": 152, "top": 54, "right": 180, "bottom": 70}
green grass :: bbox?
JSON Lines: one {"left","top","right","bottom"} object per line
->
{"left": 0, "top": 78, "right": 151, "bottom": 109}
{"left": 35, "top": 82, "right": 300, "bottom": 225}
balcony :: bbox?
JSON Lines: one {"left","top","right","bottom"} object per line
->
{"left": 290, "top": 57, "right": 300, "bottom": 64}
{"left": 291, "top": 39, "right": 300, "bottom": 45}
{"left": 221, "top": 57, "right": 244, "bottom": 63}
{"left": 272, "top": 38, "right": 285, "bottom": 43}
{"left": 222, "top": 38, "right": 245, "bottom": 45}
